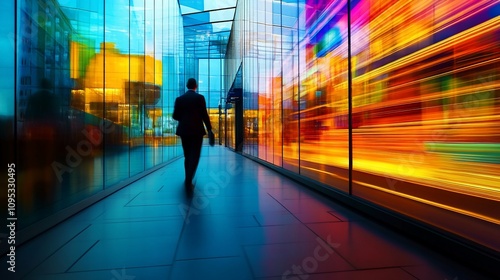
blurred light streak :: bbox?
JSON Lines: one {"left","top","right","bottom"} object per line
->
{"left": 353, "top": 16, "right": 500, "bottom": 84}
{"left": 354, "top": 180, "right": 500, "bottom": 225}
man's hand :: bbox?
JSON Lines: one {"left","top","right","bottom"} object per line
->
{"left": 208, "top": 130, "right": 215, "bottom": 146}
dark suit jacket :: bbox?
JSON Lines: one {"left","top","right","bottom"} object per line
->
{"left": 172, "top": 90, "right": 212, "bottom": 137}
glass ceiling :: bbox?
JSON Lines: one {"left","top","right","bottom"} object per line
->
{"left": 179, "top": 0, "right": 238, "bottom": 59}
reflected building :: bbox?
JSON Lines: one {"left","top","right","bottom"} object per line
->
{"left": 71, "top": 41, "right": 163, "bottom": 143}
{"left": 3, "top": 0, "right": 185, "bottom": 234}
{"left": 17, "top": 0, "right": 72, "bottom": 130}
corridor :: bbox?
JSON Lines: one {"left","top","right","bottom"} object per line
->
{"left": 1, "top": 147, "right": 488, "bottom": 280}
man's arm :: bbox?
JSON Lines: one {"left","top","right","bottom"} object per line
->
{"left": 172, "top": 98, "right": 179, "bottom": 121}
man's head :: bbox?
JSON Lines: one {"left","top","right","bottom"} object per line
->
{"left": 186, "top": 78, "right": 197, "bottom": 90}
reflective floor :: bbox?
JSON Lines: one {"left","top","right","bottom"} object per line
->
{"left": 0, "top": 146, "right": 491, "bottom": 280}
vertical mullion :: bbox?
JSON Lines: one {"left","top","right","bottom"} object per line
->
{"left": 280, "top": 0, "right": 284, "bottom": 167}
{"left": 347, "top": 0, "right": 353, "bottom": 195}
{"left": 143, "top": 0, "right": 146, "bottom": 170}
{"left": 102, "top": 1, "right": 106, "bottom": 189}
{"left": 128, "top": 0, "right": 131, "bottom": 176}
{"left": 153, "top": 0, "right": 156, "bottom": 164}
{"left": 297, "top": 0, "right": 301, "bottom": 174}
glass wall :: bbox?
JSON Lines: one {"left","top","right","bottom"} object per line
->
{"left": 199, "top": 58, "right": 225, "bottom": 142}
{"left": 349, "top": 0, "right": 500, "bottom": 252}
{"left": 228, "top": 0, "right": 500, "bottom": 253}
{"left": 1, "top": 0, "right": 184, "bottom": 234}
{"left": 0, "top": 0, "right": 15, "bottom": 238}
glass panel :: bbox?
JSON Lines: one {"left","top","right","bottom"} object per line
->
{"left": 183, "top": 12, "right": 210, "bottom": 27}
{"left": 211, "top": 21, "right": 233, "bottom": 33}
{"left": 183, "top": 9, "right": 235, "bottom": 26}
{"left": 272, "top": 0, "right": 283, "bottom": 166}
{"left": 282, "top": 2, "right": 298, "bottom": 27}
{"left": 204, "top": 0, "right": 238, "bottom": 11}
{"left": 209, "top": 59, "right": 221, "bottom": 113}
{"left": 163, "top": 0, "right": 184, "bottom": 162}
{"left": 298, "top": 0, "right": 350, "bottom": 191}
{"left": 351, "top": 0, "right": 500, "bottom": 252}
{"left": 209, "top": 59, "right": 223, "bottom": 142}
{"left": 129, "top": 0, "right": 146, "bottom": 176}
{"left": 179, "top": 0, "right": 238, "bottom": 14}
{"left": 179, "top": 3, "right": 203, "bottom": 14}
{"left": 198, "top": 75, "right": 209, "bottom": 103}
{"left": 153, "top": 0, "right": 165, "bottom": 160}
{"left": 163, "top": 54, "right": 177, "bottom": 161}
{"left": 254, "top": 0, "right": 275, "bottom": 163}
{"left": 184, "top": 24, "right": 213, "bottom": 34}
{"left": 104, "top": 0, "right": 131, "bottom": 187}
{"left": 226, "top": 104, "right": 236, "bottom": 149}
{"left": 0, "top": 0, "right": 15, "bottom": 226}
{"left": 209, "top": 9, "right": 236, "bottom": 21}
{"left": 16, "top": 0, "right": 105, "bottom": 229}
{"left": 282, "top": 0, "right": 300, "bottom": 173}
{"left": 144, "top": 0, "right": 157, "bottom": 170}
{"left": 8, "top": 0, "right": 183, "bottom": 236}
{"left": 248, "top": 1, "right": 260, "bottom": 157}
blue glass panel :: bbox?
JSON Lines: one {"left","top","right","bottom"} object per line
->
{"left": 203, "top": 0, "right": 238, "bottom": 11}
{"left": 179, "top": 0, "right": 204, "bottom": 14}
{"left": 209, "top": 9, "right": 235, "bottom": 21}
{"left": 0, "top": 0, "right": 14, "bottom": 117}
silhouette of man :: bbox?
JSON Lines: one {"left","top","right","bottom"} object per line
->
{"left": 24, "top": 78, "right": 62, "bottom": 167}
{"left": 173, "top": 78, "right": 212, "bottom": 191}
{"left": 23, "top": 78, "right": 62, "bottom": 201}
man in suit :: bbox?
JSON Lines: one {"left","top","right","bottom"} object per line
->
{"left": 173, "top": 78, "right": 213, "bottom": 191}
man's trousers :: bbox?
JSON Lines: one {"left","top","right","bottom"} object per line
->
{"left": 180, "top": 135, "right": 203, "bottom": 185}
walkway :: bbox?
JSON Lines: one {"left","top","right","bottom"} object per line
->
{"left": 1, "top": 146, "right": 489, "bottom": 279}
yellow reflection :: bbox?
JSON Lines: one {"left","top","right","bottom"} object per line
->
{"left": 263, "top": 0, "right": 500, "bottom": 225}
{"left": 70, "top": 41, "right": 163, "bottom": 129}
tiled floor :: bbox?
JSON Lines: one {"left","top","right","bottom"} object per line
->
{"left": 1, "top": 146, "right": 492, "bottom": 280}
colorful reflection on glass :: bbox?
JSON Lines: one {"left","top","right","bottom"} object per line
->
{"left": 240, "top": 0, "right": 499, "bottom": 251}
{"left": 348, "top": 0, "right": 500, "bottom": 251}
{"left": 11, "top": 0, "right": 184, "bottom": 230}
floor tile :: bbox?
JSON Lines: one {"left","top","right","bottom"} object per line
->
{"left": 236, "top": 223, "right": 318, "bottom": 245}
{"left": 256, "top": 267, "right": 417, "bottom": 280}
{"left": 69, "top": 237, "right": 177, "bottom": 271}
{"left": 254, "top": 212, "right": 301, "bottom": 226}
{"left": 96, "top": 204, "right": 184, "bottom": 222}
{"left": 402, "top": 263, "right": 492, "bottom": 280}
{"left": 206, "top": 194, "right": 288, "bottom": 215}
{"left": 125, "top": 191, "right": 188, "bottom": 206}
{"left": 25, "top": 266, "right": 171, "bottom": 280}
{"left": 244, "top": 242, "right": 353, "bottom": 278}
{"left": 276, "top": 197, "right": 333, "bottom": 213}
{"left": 224, "top": 214, "right": 261, "bottom": 228}
{"left": 293, "top": 211, "right": 341, "bottom": 223}
{"left": 69, "top": 205, "right": 107, "bottom": 222}
{"left": 29, "top": 239, "right": 98, "bottom": 275}
{"left": 276, "top": 198, "right": 342, "bottom": 223}
{"left": 174, "top": 215, "right": 242, "bottom": 260}
{"left": 267, "top": 188, "right": 303, "bottom": 200}
{"left": 307, "top": 222, "right": 426, "bottom": 269}
{"left": 74, "top": 218, "right": 184, "bottom": 241}
{"left": 0, "top": 221, "right": 91, "bottom": 279}
{"left": 170, "top": 257, "right": 253, "bottom": 280}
